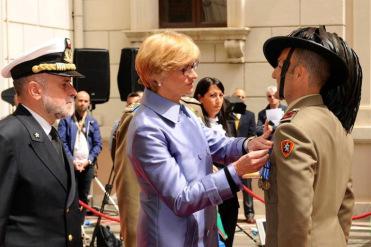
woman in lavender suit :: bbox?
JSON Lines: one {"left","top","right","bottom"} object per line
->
{"left": 126, "top": 31, "right": 272, "bottom": 247}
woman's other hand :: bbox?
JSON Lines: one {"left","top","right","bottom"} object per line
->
{"left": 234, "top": 149, "right": 269, "bottom": 177}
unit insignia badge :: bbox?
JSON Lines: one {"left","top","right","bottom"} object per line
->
{"left": 280, "top": 139, "right": 294, "bottom": 158}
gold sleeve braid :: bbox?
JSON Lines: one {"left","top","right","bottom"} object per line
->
{"left": 32, "top": 63, "right": 77, "bottom": 73}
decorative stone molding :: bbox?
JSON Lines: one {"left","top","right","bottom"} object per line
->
{"left": 352, "top": 107, "right": 371, "bottom": 143}
{"left": 224, "top": 39, "right": 245, "bottom": 63}
{"left": 352, "top": 126, "right": 371, "bottom": 143}
{"left": 123, "top": 27, "right": 250, "bottom": 63}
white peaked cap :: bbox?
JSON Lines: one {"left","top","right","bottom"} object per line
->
{"left": 1, "top": 37, "right": 83, "bottom": 79}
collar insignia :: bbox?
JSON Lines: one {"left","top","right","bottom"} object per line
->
{"left": 280, "top": 139, "right": 294, "bottom": 158}
{"left": 33, "top": 132, "right": 40, "bottom": 139}
{"left": 280, "top": 109, "right": 299, "bottom": 123}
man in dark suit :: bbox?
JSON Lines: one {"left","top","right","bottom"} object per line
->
{"left": 232, "top": 88, "right": 257, "bottom": 224}
{"left": 0, "top": 38, "right": 84, "bottom": 247}
{"left": 256, "top": 85, "right": 287, "bottom": 136}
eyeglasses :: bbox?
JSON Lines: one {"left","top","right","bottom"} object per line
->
{"left": 181, "top": 60, "right": 199, "bottom": 76}
{"left": 267, "top": 95, "right": 275, "bottom": 99}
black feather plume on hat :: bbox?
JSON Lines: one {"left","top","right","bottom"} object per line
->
{"left": 320, "top": 31, "right": 362, "bottom": 133}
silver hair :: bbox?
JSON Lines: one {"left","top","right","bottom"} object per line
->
{"left": 266, "top": 85, "right": 277, "bottom": 94}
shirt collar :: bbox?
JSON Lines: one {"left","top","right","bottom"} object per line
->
{"left": 286, "top": 94, "right": 323, "bottom": 112}
{"left": 142, "top": 88, "right": 188, "bottom": 123}
{"left": 22, "top": 104, "right": 52, "bottom": 135}
{"left": 208, "top": 116, "right": 219, "bottom": 123}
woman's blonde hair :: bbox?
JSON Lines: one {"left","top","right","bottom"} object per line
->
{"left": 135, "top": 31, "right": 200, "bottom": 90}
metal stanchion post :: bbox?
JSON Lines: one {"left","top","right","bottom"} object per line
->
{"left": 89, "top": 161, "right": 118, "bottom": 247}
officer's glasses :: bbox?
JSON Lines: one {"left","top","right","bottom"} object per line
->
{"left": 181, "top": 60, "right": 199, "bottom": 76}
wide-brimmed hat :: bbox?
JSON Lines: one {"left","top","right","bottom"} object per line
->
{"left": 263, "top": 26, "right": 348, "bottom": 87}
{"left": 2, "top": 38, "right": 84, "bottom": 79}
{"left": 264, "top": 26, "right": 362, "bottom": 133}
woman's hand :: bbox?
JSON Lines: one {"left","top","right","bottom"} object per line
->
{"left": 247, "top": 123, "right": 273, "bottom": 152}
{"left": 234, "top": 149, "right": 269, "bottom": 177}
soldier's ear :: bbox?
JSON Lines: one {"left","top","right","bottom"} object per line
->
{"left": 293, "top": 64, "right": 306, "bottom": 81}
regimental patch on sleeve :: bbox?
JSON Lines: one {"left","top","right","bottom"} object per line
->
{"left": 280, "top": 139, "right": 295, "bottom": 158}
{"left": 280, "top": 108, "right": 299, "bottom": 123}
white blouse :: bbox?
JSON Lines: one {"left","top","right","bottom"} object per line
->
{"left": 208, "top": 117, "right": 226, "bottom": 136}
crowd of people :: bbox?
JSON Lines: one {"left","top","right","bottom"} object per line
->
{"left": 0, "top": 25, "right": 362, "bottom": 247}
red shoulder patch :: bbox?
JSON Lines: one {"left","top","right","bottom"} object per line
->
{"left": 280, "top": 109, "right": 299, "bottom": 123}
{"left": 280, "top": 139, "right": 295, "bottom": 158}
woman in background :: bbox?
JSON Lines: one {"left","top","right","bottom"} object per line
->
{"left": 194, "top": 77, "right": 239, "bottom": 247}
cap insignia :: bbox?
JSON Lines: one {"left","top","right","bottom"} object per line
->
{"left": 63, "top": 38, "right": 73, "bottom": 64}
{"left": 280, "top": 139, "right": 294, "bottom": 158}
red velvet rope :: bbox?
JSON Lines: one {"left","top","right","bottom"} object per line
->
{"left": 351, "top": 212, "right": 371, "bottom": 221}
{"left": 79, "top": 186, "right": 370, "bottom": 222}
{"left": 242, "top": 184, "right": 265, "bottom": 204}
{"left": 79, "top": 200, "right": 120, "bottom": 223}
{"left": 242, "top": 184, "right": 370, "bottom": 221}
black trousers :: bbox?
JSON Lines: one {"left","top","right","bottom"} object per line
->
{"left": 242, "top": 178, "right": 255, "bottom": 218}
{"left": 75, "top": 165, "right": 95, "bottom": 224}
{"left": 218, "top": 195, "right": 239, "bottom": 247}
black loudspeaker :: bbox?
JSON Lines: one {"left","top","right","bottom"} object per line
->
{"left": 73, "top": 48, "right": 110, "bottom": 104}
{"left": 224, "top": 96, "right": 246, "bottom": 114}
{"left": 117, "top": 48, "right": 143, "bottom": 101}
{"left": 1, "top": 87, "right": 16, "bottom": 106}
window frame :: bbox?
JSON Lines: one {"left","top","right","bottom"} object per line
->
{"left": 159, "top": 0, "right": 227, "bottom": 28}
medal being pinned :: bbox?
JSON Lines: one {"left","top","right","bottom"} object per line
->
{"left": 258, "top": 177, "right": 271, "bottom": 190}
{"left": 259, "top": 142, "right": 273, "bottom": 191}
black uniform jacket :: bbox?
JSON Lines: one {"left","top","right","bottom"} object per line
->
{"left": 0, "top": 105, "right": 82, "bottom": 247}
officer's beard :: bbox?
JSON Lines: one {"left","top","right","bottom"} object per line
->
{"left": 41, "top": 93, "right": 75, "bottom": 120}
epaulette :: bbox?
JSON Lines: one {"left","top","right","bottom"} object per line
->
{"left": 180, "top": 96, "right": 201, "bottom": 105}
{"left": 280, "top": 108, "right": 299, "bottom": 123}
{"left": 124, "top": 103, "right": 141, "bottom": 113}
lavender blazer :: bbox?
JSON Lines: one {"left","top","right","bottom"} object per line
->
{"left": 127, "top": 89, "right": 246, "bottom": 247}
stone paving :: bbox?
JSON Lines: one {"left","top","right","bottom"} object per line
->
{"left": 83, "top": 216, "right": 371, "bottom": 246}
{"left": 83, "top": 196, "right": 371, "bottom": 246}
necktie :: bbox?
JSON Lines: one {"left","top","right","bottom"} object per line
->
{"left": 234, "top": 113, "right": 241, "bottom": 130}
{"left": 49, "top": 127, "right": 70, "bottom": 188}
{"left": 49, "top": 127, "right": 64, "bottom": 162}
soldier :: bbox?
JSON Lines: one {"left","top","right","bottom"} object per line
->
{"left": 261, "top": 26, "right": 362, "bottom": 246}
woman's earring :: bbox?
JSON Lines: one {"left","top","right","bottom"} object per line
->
{"left": 157, "top": 82, "right": 162, "bottom": 87}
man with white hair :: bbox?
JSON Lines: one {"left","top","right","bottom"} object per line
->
{"left": 256, "top": 85, "right": 287, "bottom": 135}
{"left": 0, "top": 38, "right": 84, "bottom": 246}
